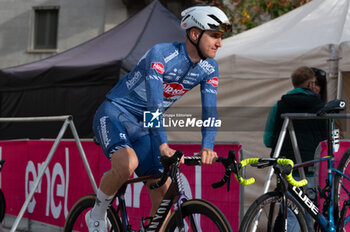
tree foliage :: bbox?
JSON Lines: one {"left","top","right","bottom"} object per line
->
{"left": 193, "top": 0, "right": 312, "bottom": 35}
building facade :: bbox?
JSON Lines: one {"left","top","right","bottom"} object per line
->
{"left": 0, "top": 0, "right": 189, "bottom": 69}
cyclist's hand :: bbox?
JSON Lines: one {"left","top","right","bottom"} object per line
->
{"left": 199, "top": 148, "right": 217, "bottom": 164}
{"left": 159, "top": 143, "right": 184, "bottom": 163}
{"left": 159, "top": 143, "right": 175, "bottom": 157}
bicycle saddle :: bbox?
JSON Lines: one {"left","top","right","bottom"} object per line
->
{"left": 317, "top": 99, "right": 346, "bottom": 115}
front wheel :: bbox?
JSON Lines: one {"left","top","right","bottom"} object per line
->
{"left": 63, "top": 194, "right": 122, "bottom": 232}
{"left": 333, "top": 148, "right": 350, "bottom": 230}
{"left": 239, "top": 191, "right": 309, "bottom": 232}
{"left": 0, "top": 189, "right": 5, "bottom": 222}
{"left": 163, "top": 199, "right": 232, "bottom": 232}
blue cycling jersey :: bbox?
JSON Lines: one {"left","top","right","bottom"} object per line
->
{"left": 106, "top": 42, "right": 218, "bottom": 149}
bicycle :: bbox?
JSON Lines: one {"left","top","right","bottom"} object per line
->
{"left": 236, "top": 99, "right": 350, "bottom": 231}
{"left": 63, "top": 150, "right": 234, "bottom": 232}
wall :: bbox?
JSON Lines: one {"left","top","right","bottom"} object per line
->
{"left": 0, "top": 0, "right": 127, "bottom": 69}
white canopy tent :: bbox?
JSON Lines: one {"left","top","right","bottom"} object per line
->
{"left": 218, "top": 0, "right": 350, "bottom": 80}
{"left": 168, "top": 0, "right": 350, "bottom": 206}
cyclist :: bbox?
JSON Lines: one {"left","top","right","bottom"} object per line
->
{"left": 86, "top": 5, "right": 232, "bottom": 232}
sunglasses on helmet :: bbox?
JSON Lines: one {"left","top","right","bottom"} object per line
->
{"left": 209, "top": 22, "right": 232, "bottom": 33}
{"left": 311, "top": 67, "right": 326, "bottom": 78}
{"left": 219, "top": 23, "right": 232, "bottom": 33}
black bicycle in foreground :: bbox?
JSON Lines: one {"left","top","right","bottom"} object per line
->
{"left": 64, "top": 150, "right": 235, "bottom": 232}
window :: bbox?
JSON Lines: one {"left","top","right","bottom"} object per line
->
{"left": 33, "top": 7, "right": 59, "bottom": 50}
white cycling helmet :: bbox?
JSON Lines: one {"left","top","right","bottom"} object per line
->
{"left": 181, "top": 5, "right": 232, "bottom": 33}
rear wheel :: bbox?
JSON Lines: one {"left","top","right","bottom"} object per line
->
{"left": 163, "top": 199, "right": 232, "bottom": 231}
{"left": 63, "top": 194, "right": 122, "bottom": 232}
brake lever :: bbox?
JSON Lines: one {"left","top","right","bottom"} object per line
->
{"left": 229, "top": 150, "right": 241, "bottom": 181}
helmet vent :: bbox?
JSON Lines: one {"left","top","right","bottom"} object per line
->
{"left": 182, "top": 14, "right": 190, "bottom": 22}
{"left": 208, "top": 14, "right": 223, "bottom": 24}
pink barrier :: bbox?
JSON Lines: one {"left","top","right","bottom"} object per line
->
{"left": 0, "top": 140, "right": 241, "bottom": 230}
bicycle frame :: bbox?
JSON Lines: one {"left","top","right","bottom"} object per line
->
{"left": 289, "top": 158, "right": 350, "bottom": 231}
{"left": 276, "top": 117, "right": 350, "bottom": 231}
{"left": 254, "top": 112, "right": 350, "bottom": 231}
{"left": 111, "top": 162, "right": 192, "bottom": 231}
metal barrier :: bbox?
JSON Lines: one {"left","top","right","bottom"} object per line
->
{"left": 262, "top": 113, "right": 350, "bottom": 195}
{"left": 0, "top": 115, "right": 97, "bottom": 232}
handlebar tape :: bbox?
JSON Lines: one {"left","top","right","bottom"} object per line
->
{"left": 236, "top": 158, "right": 308, "bottom": 187}
{"left": 235, "top": 158, "right": 258, "bottom": 185}
{"left": 277, "top": 159, "right": 308, "bottom": 187}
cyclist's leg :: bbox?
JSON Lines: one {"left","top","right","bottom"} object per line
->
{"left": 100, "top": 148, "right": 139, "bottom": 195}
{"left": 133, "top": 134, "right": 171, "bottom": 229}
{"left": 275, "top": 201, "right": 301, "bottom": 231}
{"left": 90, "top": 101, "right": 139, "bottom": 223}
{"left": 287, "top": 208, "right": 301, "bottom": 231}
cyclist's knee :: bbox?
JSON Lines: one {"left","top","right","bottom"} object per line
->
{"left": 110, "top": 148, "right": 138, "bottom": 179}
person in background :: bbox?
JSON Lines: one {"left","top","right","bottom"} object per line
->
{"left": 85, "top": 5, "right": 232, "bottom": 232}
{"left": 264, "top": 66, "right": 327, "bottom": 168}
{"left": 264, "top": 66, "right": 328, "bottom": 231}
{"left": 311, "top": 67, "right": 328, "bottom": 103}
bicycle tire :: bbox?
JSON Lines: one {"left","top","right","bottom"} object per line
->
{"left": 0, "top": 189, "right": 5, "bottom": 222}
{"left": 163, "top": 199, "right": 233, "bottom": 232}
{"left": 333, "top": 147, "right": 350, "bottom": 229}
{"left": 239, "top": 191, "right": 309, "bottom": 232}
{"left": 63, "top": 194, "right": 122, "bottom": 232}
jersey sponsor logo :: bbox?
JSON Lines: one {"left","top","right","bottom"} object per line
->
{"left": 163, "top": 97, "right": 177, "bottom": 108}
{"left": 164, "top": 50, "right": 179, "bottom": 63}
{"left": 126, "top": 71, "right": 142, "bottom": 90}
{"left": 184, "top": 76, "right": 198, "bottom": 81}
{"left": 151, "top": 62, "right": 165, "bottom": 74}
{"left": 163, "top": 75, "right": 172, "bottom": 80}
{"left": 202, "top": 88, "right": 217, "bottom": 94}
{"left": 100, "top": 116, "right": 111, "bottom": 148}
{"left": 163, "top": 82, "right": 189, "bottom": 98}
{"left": 199, "top": 60, "right": 215, "bottom": 75}
{"left": 147, "top": 74, "right": 162, "bottom": 81}
{"left": 189, "top": 72, "right": 200, "bottom": 77}
{"left": 119, "top": 133, "right": 127, "bottom": 140}
{"left": 183, "top": 79, "right": 195, "bottom": 85}
{"left": 206, "top": 77, "right": 218, "bottom": 87}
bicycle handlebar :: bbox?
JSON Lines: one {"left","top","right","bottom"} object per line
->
{"left": 149, "top": 150, "right": 308, "bottom": 191}
{"left": 149, "top": 150, "right": 235, "bottom": 190}
{"left": 212, "top": 155, "right": 307, "bottom": 189}
{"left": 212, "top": 151, "right": 307, "bottom": 191}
